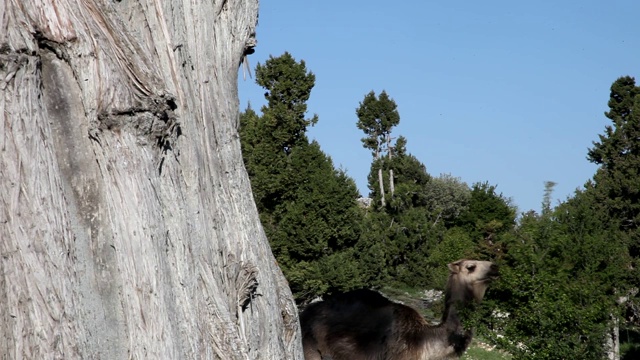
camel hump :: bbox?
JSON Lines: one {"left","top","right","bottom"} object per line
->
{"left": 301, "top": 289, "right": 397, "bottom": 359}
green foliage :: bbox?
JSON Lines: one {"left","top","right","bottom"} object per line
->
{"left": 541, "top": 181, "right": 557, "bottom": 215}
{"left": 387, "top": 208, "right": 444, "bottom": 287}
{"left": 480, "top": 76, "right": 640, "bottom": 359}
{"left": 283, "top": 248, "right": 366, "bottom": 301}
{"left": 239, "top": 53, "right": 363, "bottom": 303}
{"left": 368, "top": 146, "right": 431, "bottom": 211}
{"left": 353, "top": 211, "right": 393, "bottom": 287}
{"left": 581, "top": 76, "right": 640, "bottom": 357}
{"left": 423, "top": 174, "right": 471, "bottom": 227}
{"left": 427, "top": 227, "right": 476, "bottom": 288}
{"left": 240, "top": 54, "right": 319, "bottom": 214}
{"left": 255, "top": 52, "right": 318, "bottom": 154}
{"left": 354, "top": 206, "right": 440, "bottom": 288}
{"left": 356, "top": 90, "right": 400, "bottom": 157}
{"left": 270, "top": 141, "right": 362, "bottom": 262}
{"left": 455, "top": 182, "right": 516, "bottom": 258}
{"left": 587, "top": 76, "right": 640, "bottom": 259}
{"left": 240, "top": 106, "right": 288, "bottom": 213}
{"left": 485, "top": 188, "right": 627, "bottom": 359}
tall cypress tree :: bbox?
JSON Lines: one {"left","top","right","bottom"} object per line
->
{"left": 255, "top": 52, "right": 318, "bottom": 155}
{"left": 240, "top": 53, "right": 318, "bottom": 214}
{"left": 587, "top": 76, "right": 640, "bottom": 259}
{"left": 583, "top": 76, "right": 640, "bottom": 356}
{"left": 240, "top": 53, "right": 363, "bottom": 302}
{"left": 486, "top": 77, "right": 640, "bottom": 359}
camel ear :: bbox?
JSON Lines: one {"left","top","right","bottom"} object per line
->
{"left": 448, "top": 260, "right": 463, "bottom": 274}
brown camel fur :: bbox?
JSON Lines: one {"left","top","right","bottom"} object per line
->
{"left": 300, "top": 259, "right": 499, "bottom": 360}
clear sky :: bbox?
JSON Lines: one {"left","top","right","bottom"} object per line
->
{"left": 238, "top": 0, "right": 640, "bottom": 214}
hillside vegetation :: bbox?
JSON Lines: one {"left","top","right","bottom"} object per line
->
{"left": 240, "top": 53, "right": 640, "bottom": 359}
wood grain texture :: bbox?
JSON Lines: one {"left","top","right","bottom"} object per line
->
{"left": 1, "top": 0, "right": 301, "bottom": 358}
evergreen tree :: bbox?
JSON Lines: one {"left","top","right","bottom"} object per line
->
{"left": 354, "top": 211, "right": 394, "bottom": 288}
{"left": 483, "top": 79, "right": 640, "bottom": 357}
{"left": 239, "top": 53, "right": 364, "bottom": 303}
{"left": 239, "top": 105, "right": 285, "bottom": 213}
{"left": 455, "top": 182, "right": 516, "bottom": 258}
{"left": 356, "top": 90, "right": 401, "bottom": 206}
{"left": 355, "top": 93, "right": 443, "bottom": 287}
{"left": 583, "top": 76, "right": 640, "bottom": 357}
{"left": 255, "top": 52, "right": 318, "bottom": 155}
{"left": 541, "top": 180, "right": 557, "bottom": 216}
{"left": 587, "top": 76, "right": 640, "bottom": 259}
{"left": 367, "top": 136, "right": 432, "bottom": 212}
{"left": 270, "top": 141, "right": 365, "bottom": 300}
{"left": 240, "top": 53, "right": 318, "bottom": 214}
{"left": 487, "top": 188, "right": 627, "bottom": 359}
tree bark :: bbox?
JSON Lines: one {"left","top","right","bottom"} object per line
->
{"left": 375, "top": 141, "right": 385, "bottom": 207}
{"left": 387, "top": 134, "right": 394, "bottom": 198}
{"left": 606, "top": 317, "right": 620, "bottom": 360}
{"left": 378, "top": 168, "right": 386, "bottom": 207}
{"left": 0, "top": 0, "right": 302, "bottom": 358}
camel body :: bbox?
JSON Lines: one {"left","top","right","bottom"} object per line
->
{"left": 300, "top": 259, "right": 499, "bottom": 360}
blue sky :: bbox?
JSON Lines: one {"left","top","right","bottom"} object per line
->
{"left": 238, "top": 0, "right": 640, "bottom": 214}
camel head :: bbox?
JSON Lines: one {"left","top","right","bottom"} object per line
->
{"left": 447, "top": 259, "right": 499, "bottom": 303}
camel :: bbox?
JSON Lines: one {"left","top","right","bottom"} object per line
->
{"left": 300, "top": 259, "right": 499, "bottom": 360}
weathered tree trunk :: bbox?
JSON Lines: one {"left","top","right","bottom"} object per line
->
{"left": 375, "top": 143, "right": 385, "bottom": 207}
{"left": 606, "top": 317, "right": 620, "bottom": 360}
{"left": 0, "top": 0, "right": 302, "bottom": 359}
{"left": 378, "top": 168, "right": 386, "bottom": 207}
{"left": 387, "top": 135, "right": 394, "bottom": 198}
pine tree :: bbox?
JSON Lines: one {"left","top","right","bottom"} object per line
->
{"left": 583, "top": 76, "right": 640, "bottom": 358}
{"left": 256, "top": 52, "right": 318, "bottom": 155}
{"left": 355, "top": 93, "right": 442, "bottom": 287}
{"left": 270, "top": 141, "right": 364, "bottom": 300}
{"left": 356, "top": 90, "right": 401, "bottom": 206}
{"left": 239, "top": 53, "right": 364, "bottom": 302}
{"left": 367, "top": 136, "right": 432, "bottom": 212}
{"left": 587, "top": 76, "right": 640, "bottom": 259}
{"left": 488, "top": 188, "right": 627, "bottom": 359}
{"left": 455, "top": 182, "right": 516, "bottom": 257}
{"left": 240, "top": 53, "right": 318, "bottom": 214}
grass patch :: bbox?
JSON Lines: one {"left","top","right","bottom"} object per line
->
{"left": 462, "top": 342, "right": 512, "bottom": 360}
{"left": 379, "top": 286, "right": 439, "bottom": 320}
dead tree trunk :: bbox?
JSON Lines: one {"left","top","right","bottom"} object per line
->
{"left": 387, "top": 134, "right": 395, "bottom": 199}
{"left": 606, "top": 316, "right": 620, "bottom": 360}
{"left": 375, "top": 140, "right": 386, "bottom": 207}
{"left": 0, "top": 0, "right": 302, "bottom": 359}
{"left": 378, "top": 168, "right": 386, "bottom": 207}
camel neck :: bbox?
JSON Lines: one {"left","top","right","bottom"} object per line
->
{"left": 441, "top": 300, "right": 462, "bottom": 326}
{"left": 441, "top": 279, "right": 472, "bottom": 327}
